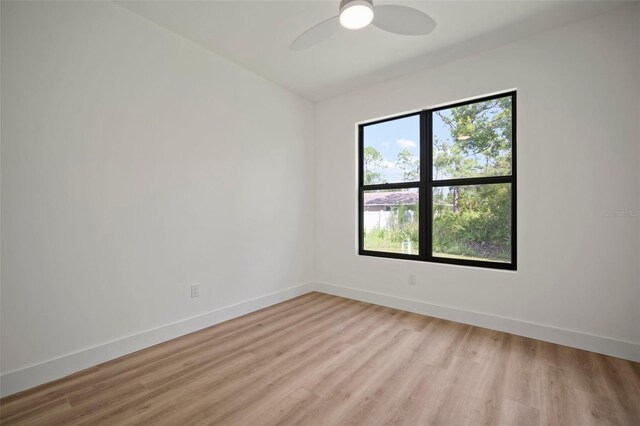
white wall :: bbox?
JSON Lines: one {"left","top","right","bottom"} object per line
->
{"left": 1, "top": 0, "right": 314, "bottom": 380}
{"left": 315, "top": 5, "right": 640, "bottom": 350}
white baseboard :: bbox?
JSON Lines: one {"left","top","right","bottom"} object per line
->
{"left": 0, "top": 282, "right": 313, "bottom": 398}
{"left": 312, "top": 281, "right": 640, "bottom": 363}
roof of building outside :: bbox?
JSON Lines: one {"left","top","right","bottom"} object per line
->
{"left": 363, "top": 191, "right": 418, "bottom": 206}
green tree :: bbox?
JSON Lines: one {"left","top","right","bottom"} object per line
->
{"left": 395, "top": 148, "right": 419, "bottom": 182}
{"left": 364, "top": 146, "right": 387, "bottom": 184}
{"left": 434, "top": 97, "right": 512, "bottom": 179}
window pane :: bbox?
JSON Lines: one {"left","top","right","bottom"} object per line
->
{"left": 432, "top": 184, "right": 511, "bottom": 263}
{"left": 433, "top": 96, "right": 512, "bottom": 180}
{"left": 363, "top": 115, "right": 420, "bottom": 184}
{"left": 363, "top": 188, "right": 419, "bottom": 255}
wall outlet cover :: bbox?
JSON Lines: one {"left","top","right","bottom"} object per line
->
{"left": 190, "top": 283, "right": 200, "bottom": 298}
{"left": 408, "top": 274, "right": 416, "bottom": 286}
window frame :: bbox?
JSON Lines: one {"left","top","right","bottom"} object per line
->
{"left": 358, "top": 91, "right": 517, "bottom": 271}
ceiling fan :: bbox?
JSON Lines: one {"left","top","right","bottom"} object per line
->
{"left": 290, "top": 0, "right": 437, "bottom": 51}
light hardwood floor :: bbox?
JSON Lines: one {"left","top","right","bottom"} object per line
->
{"left": 1, "top": 292, "right": 639, "bottom": 425}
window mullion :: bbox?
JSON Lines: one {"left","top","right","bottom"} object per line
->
{"left": 362, "top": 182, "right": 420, "bottom": 191}
{"left": 423, "top": 110, "right": 432, "bottom": 262}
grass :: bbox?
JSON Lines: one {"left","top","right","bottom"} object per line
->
{"left": 363, "top": 239, "right": 420, "bottom": 256}
{"left": 364, "top": 235, "right": 509, "bottom": 263}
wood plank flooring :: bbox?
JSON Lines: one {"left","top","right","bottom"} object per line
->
{"left": 1, "top": 292, "right": 639, "bottom": 425}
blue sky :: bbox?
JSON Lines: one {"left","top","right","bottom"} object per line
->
{"left": 363, "top": 114, "right": 420, "bottom": 183}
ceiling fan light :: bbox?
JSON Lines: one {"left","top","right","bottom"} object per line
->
{"left": 339, "top": 0, "right": 374, "bottom": 30}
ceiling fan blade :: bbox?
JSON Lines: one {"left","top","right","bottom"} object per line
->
{"left": 372, "top": 5, "right": 436, "bottom": 36}
{"left": 290, "top": 16, "right": 340, "bottom": 51}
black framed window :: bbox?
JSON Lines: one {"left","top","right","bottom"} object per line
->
{"left": 358, "top": 91, "right": 516, "bottom": 270}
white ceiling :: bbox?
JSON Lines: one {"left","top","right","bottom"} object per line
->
{"left": 117, "top": 0, "right": 626, "bottom": 102}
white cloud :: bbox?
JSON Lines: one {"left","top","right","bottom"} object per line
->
{"left": 396, "top": 138, "right": 417, "bottom": 149}
{"left": 382, "top": 160, "right": 400, "bottom": 170}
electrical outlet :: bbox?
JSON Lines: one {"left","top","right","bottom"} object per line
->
{"left": 190, "top": 283, "right": 200, "bottom": 298}
{"left": 408, "top": 274, "right": 416, "bottom": 286}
